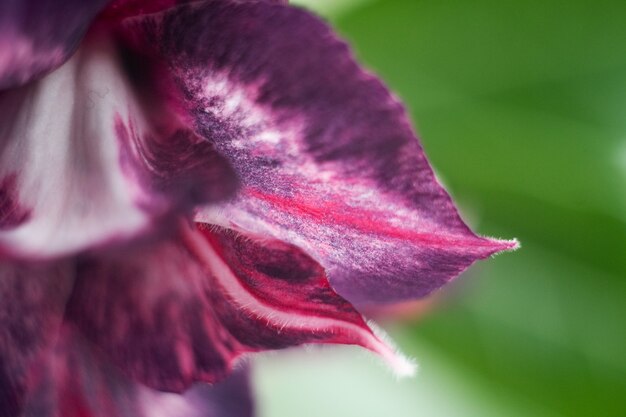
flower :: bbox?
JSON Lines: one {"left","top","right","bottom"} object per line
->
{"left": 0, "top": 0, "right": 518, "bottom": 416}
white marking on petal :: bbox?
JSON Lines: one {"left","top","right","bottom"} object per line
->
{"left": 0, "top": 38, "right": 165, "bottom": 258}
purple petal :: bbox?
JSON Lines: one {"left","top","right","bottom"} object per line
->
{"left": 24, "top": 326, "right": 254, "bottom": 417}
{"left": 0, "top": 261, "right": 73, "bottom": 417}
{"left": 0, "top": 0, "right": 110, "bottom": 89}
{"left": 101, "top": 0, "right": 286, "bottom": 20}
{"left": 64, "top": 222, "right": 412, "bottom": 393}
{"left": 0, "top": 37, "right": 237, "bottom": 260}
{"left": 120, "top": 1, "right": 518, "bottom": 307}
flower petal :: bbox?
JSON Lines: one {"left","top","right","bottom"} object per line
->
{"left": 24, "top": 326, "right": 254, "bottom": 417}
{"left": 101, "top": 0, "right": 286, "bottom": 21}
{"left": 0, "top": 261, "right": 73, "bottom": 417}
{"left": 120, "top": 1, "right": 518, "bottom": 307}
{"left": 0, "top": 0, "right": 110, "bottom": 89}
{"left": 64, "top": 222, "right": 412, "bottom": 393}
{"left": 0, "top": 37, "right": 237, "bottom": 260}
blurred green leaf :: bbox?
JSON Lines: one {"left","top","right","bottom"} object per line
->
{"left": 336, "top": 0, "right": 626, "bottom": 100}
{"left": 291, "top": 0, "right": 376, "bottom": 19}
{"left": 335, "top": 0, "right": 626, "bottom": 225}
{"left": 407, "top": 243, "right": 626, "bottom": 417}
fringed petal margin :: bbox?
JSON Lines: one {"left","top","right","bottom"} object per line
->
{"left": 119, "top": 0, "right": 518, "bottom": 307}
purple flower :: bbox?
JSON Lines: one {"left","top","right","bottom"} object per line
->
{"left": 0, "top": 1, "right": 518, "bottom": 416}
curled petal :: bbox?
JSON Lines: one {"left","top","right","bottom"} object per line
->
{"left": 120, "top": 1, "right": 518, "bottom": 307}
{"left": 24, "top": 326, "right": 254, "bottom": 417}
{"left": 0, "top": 261, "right": 73, "bottom": 417}
{"left": 0, "top": 0, "right": 109, "bottom": 89}
{"left": 0, "top": 38, "right": 237, "bottom": 260}
{"left": 64, "top": 223, "right": 412, "bottom": 393}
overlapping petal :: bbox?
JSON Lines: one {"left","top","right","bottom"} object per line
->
{"left": 0, "top": 257, "right": 255, "bottom": 417}
{"left": 25, "top": 327, "right": 254, "bottom": 417}
{"left": 0, "top": 37, "right": 237, "bottom": 260}
{"left": 119, "top": 0, "right": 518, "bottom": 307}
{"left": 0, "top": 0, "right": 110, "bottom": 89}
{"left": 0, "top": 1, "right": 519, "bottom": 416}
{"left": 64, "top": 222, "right": 412, "bottom": 393}
{"left": 0, "top": 261, "right": 73, "bottom": 417}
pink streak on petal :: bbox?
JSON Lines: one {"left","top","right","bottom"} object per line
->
{"left": 245, "top": 188, "right": 516, "bottom": 252}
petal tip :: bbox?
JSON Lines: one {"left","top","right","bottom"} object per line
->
{"left": 489, "top": 237, "right": 521, "bottom": 254}
{"left": 474, "top": 235, "right": 520, "bottom": 257}
{"left": 365, "top": 321, "right": 417, "bottom": 378}
{"left": 386, "top": 352, "right": 418, "bottom": 379}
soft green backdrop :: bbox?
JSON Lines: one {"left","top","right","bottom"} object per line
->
{"left": 254, "top": 1, "right": 626, "bottom": 416}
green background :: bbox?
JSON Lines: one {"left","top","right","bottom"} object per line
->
{"left": 255, "top": 1, "right": 626, "bottom": 416}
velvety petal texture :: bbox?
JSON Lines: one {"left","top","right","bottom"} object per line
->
{"left": 0, "top": 37, "right": 237, "bottom": 259}
{"left": 64, "top": 223, "right": 412, "bottom": 394}
{"left": 0, "top": 0, "right": 109, "bottom": 89}
{"left": 120, "top": 0, "right": 518, "bottom": 307}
